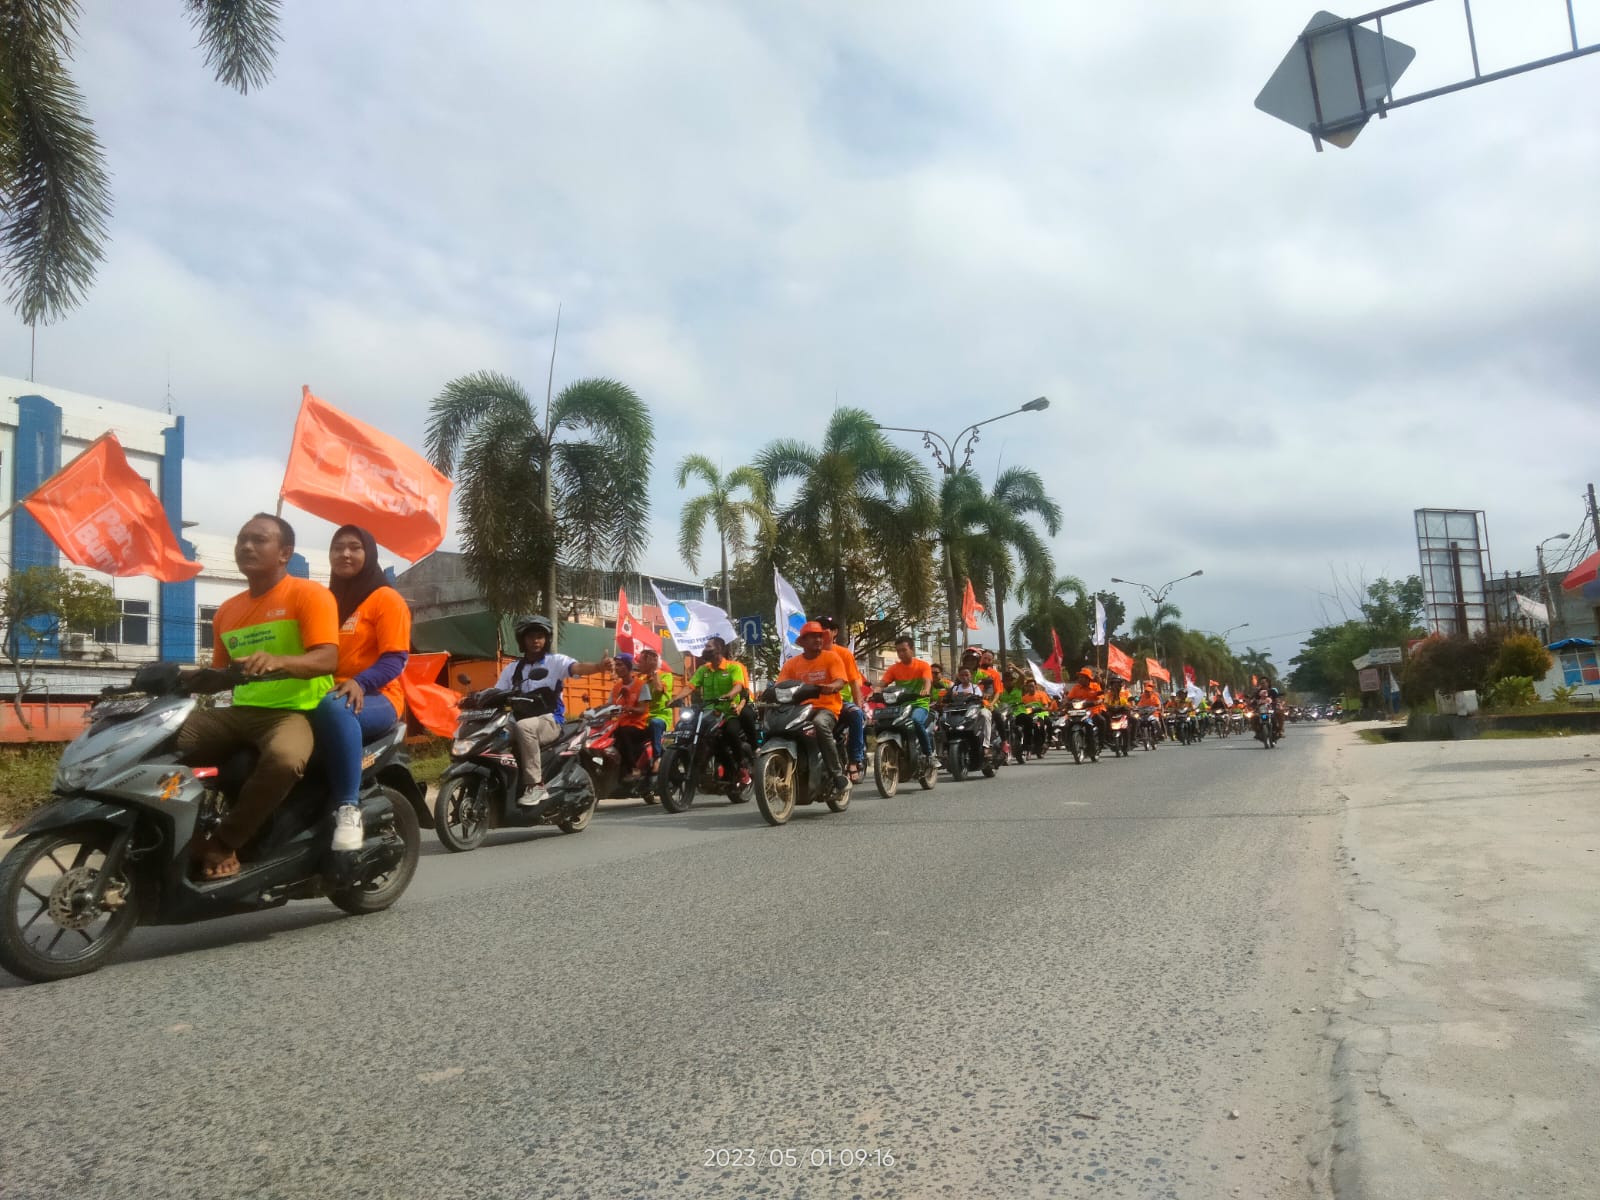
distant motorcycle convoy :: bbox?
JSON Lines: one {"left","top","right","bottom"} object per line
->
{"left": 0, "top": 646, "right": 1319, "bottom": 983}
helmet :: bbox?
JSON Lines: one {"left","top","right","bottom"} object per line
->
{"left": 514, "top": 615, "right": 553, "bottom": 640}
{"left": 798, "top": 620, "right": 825, "bottom": 638}
{"left": 814, "top": 615, "right": 840, "bottom": 631}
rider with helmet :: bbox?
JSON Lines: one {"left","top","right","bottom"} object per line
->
{"left": 494, "top": 615, "right": 613, "bottom": 808}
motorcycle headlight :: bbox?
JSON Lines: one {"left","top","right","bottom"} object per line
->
{"left": 451, "top": 738, "right": 477, "bottom": 756}
{"left": 57, "top": 708, "right": 184, "bottom": 791}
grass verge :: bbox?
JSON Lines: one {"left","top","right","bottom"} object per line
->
{"left": 0, "top": 745, "right": 63, "bottom": 829}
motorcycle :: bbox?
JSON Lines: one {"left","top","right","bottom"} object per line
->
{"left": 432, "top": 669, "right": 602, "bottom": 851}
{"left": 1170, "top": 709, "right": 1198, "bottom": 746}
{"left": 584, "top": 706, "right": 660, "bottom": 802}
{"left": 938, "top": 696, "right": 1004, "bottom": 781}
{"left": 0, "top": 663, "right": 424, "bottom": 984}
{"left": 1255, "top": 699, "right": 1279, "bottom": 749}
{"left": 1103, "top": 704, "right": 1132, "bottom": 758}
{"left": 1013, "top": 707, "right": 1050, "bottom": 762}
{"left": 655, "top": 704, "right": 755, "bottom": 813}
{"left": 752, "top": 681, "right": 851, "bottom": 826}
{"left": 870, "top": 686, "right": 938, "bottom": 796}
{"left": 1135, "top": 705, "right": 1163, "bottom": 751}
{"left": 1064, "top": 699, "right": 1101, "bottom": 764}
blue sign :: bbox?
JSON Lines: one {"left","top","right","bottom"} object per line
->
{"left": 737, "top": 615, "right": 764, "bottom": 646}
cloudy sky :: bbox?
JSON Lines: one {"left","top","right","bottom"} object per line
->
{"left": 5, "top": 0, "right": 1599, "bottom": 669}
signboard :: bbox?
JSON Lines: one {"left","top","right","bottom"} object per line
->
{"left": 1358, "top": 667, "right": 1381, "bottom": 693}
{"left": 736, "top": 615, "right": 764, "bottom": 647}
{"left": 1255, "top": 11, "right": 1416, "bottom": 147}
{"left": 1351, "top": 652, "right": 1373, "bottom": 670}
{"left": 1368, "top": 647, "right": 1403, "bottom": 665}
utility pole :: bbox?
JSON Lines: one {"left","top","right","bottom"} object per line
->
{"left": 1588, "top": 484, "right": 1600, "bottom": 638}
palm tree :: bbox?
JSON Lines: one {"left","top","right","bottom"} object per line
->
{"left": 676, "top": 456, "right": 772, "bottom": 614}
{"left": 426, "top": 370, "right": 653, "bottom": 638}
{"left": 967, "top": 468, "right": 1059, "bottom": 673}
{"left": 1129, "top": 601, "right": 1184, "bottom": 666}
{"left": 755, "top": 407, "right": 936, "bottom": 628}
{"left": 1010, "top": 574, "right": 1090, "bottom": 673}
{"left": 1, "top": 1, "right": 282, "bottom": 324}
{"left": 1237, "top": 646, "right": 1276, "bottom": 684}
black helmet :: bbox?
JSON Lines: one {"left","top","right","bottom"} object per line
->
{"left": 514, "top": 615, "right": 553, "bottom": 641}
{"left": 814, "top": 615, "right": 840, "bottom": 631}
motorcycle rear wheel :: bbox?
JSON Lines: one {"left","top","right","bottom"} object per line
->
{"left": 873, "top": 741, "right": 900, "bottom": 798}
{"left": 756, "top": 752, "right": 797, "bottom": 826}
{"left": 656, "top": 749, "right": 694, "bottom": 814}
{"left": 331, "top": 786, "right": 421, "bottom": 914}
{"left": 826, "top": 775, "right": 852, "bottom": 812}
{"left": 0, "top": 828, "right": 139, "bottom": 983}
{"left": 557, "top": 773, "right": 599, "bottom": 833}
{"left": 434, "top": 775, "right": 490, "bottom": 852}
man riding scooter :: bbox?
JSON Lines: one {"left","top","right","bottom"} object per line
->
{"left": 494, "top": 616, "right": 613, "bottom": 808}
{"left": 815, "top": 616, "right": 868, "bottom": 782}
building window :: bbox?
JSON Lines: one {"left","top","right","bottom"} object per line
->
{"left": 198, "top": 605, "right": 218, "bottom": 654}
{"left": 1558, "top": 649, "right": 1600, "bottom": 686}
{"left": 95, "top": 599, "right": 152, "bottom": 646}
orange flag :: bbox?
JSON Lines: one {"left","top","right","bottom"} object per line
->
{"left": 961, "top": 579, "right": 984, "bottom": 631}
{"left": 21, "top": 433, "right": 202, "bottom": 582}
{"left": 398, "top": 652, "right": 459, "bottom": 738}
{"left": 1106, "top": 642, "right": 1134, "bottom": 681}
{"left": 1146, "top": 657, "right": 1171, "bottom": 683}
{"left": 280, "top": 387, "right": 452, "bottom": 560}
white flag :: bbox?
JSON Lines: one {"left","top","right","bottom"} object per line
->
{"left": 1186, "top": 681, "right": 1205, "bottom": 704}
{"left": 1092, "top": 597, "right": 1107, "bottom": 646}
{"left": 650, "top": 581, "right": 737, "bottom": 656}
{"left": 1026, "top": 657, "right": 1065, "bottom": 698}
{"left": 1515, "top": 592, "right": 1549, "bottom": 625}
{"left": 1384, "top": 669, "right": 1401, "bottom": 695}
{"left": 774, "top": 568, "right": 807, "bottom": 663}
{"left": 1222, "top": 685, "right": 1233, "bottom": 705}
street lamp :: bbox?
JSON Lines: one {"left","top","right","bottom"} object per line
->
{"left": 874, "top": 397, "right": 1050, "bottom": 669}
{"left": 1537, "top": 533, "right": 1570, "bottom": 638}
{"left": 1110, "top": 570, "right": 1204, "bottom": 684}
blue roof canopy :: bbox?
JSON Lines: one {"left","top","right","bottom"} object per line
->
{"left": 1546, "top": 637, "right": 1597, "bottom": 650}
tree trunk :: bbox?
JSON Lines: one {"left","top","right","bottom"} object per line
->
{"left": 994, "top": 582, "right": 1008, "bottom": 674}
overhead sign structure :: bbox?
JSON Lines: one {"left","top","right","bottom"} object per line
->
{"left": 1256, "top": 10, "right": 1416, "bottom": 148}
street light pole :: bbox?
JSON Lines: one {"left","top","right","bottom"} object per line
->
{"left": 1537, "top": 533, "right": 1570, "bottom": 640}
{"left": 876, "top": 397, "right": 1049, "bottom": 671}
{"left": 1110, "top": 570, "right": 1204, "bottom": 688}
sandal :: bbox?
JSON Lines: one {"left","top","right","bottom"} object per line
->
{"left": 192, "top": 836, "right": 240, "bottom": 881}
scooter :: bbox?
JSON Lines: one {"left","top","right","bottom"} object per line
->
{"left": 1104, "top": 704, "right": 1132, "bottom": 758}
{"left": 869, "top": 686, "right": 938, "bottom": 796}
{"left": 655, "top": 703, "right": 755, "bottom": 813}
{"left": 1135, "top": 705, "right": 1163, "bottom": 751}
{"left": 938, "top": 696, "right": 1004, "bottom": 780}
{"left": 584, "top": 706, "right": 658, "bottom": 801}
{"left": 1255, "top": 700, "right": 1280, "bottom": 749}
{"left": 0, "top": 663, "right": 424, "bottom": 984}
{"left": 1064, "top": 699, "right": 1101, "bottom": 764}
{"left": 752, "top": 681, "right": 851, "bottom": 826}
{"left": 432, "top": 669, "right": 601, "bottom": 851}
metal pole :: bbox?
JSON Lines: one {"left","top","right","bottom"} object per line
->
{"left": 1462, "top": 0, "right": 1482, "bottom": 77}
{"left": 543, "top": 305, "right": 562, "bottom": 648}
{"left": 1538, "top": 545, "right": 1560, "bottom": 639}
{"left": 1588, "top": 483, "right": 1600, "bottom": 637}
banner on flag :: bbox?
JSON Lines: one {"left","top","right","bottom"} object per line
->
{"left": 280, "top": 387, "right": 452, "bottom": 560}
{"left": 1146, "top": 657, "right": 1171, "bottom": 683}
{"left": 1186, "top": 680, "right": 1206, "bottom": 703}
{"left": 1106, "top": 642, "right": 1134, "bottom": 681}
{"left": 616, "top": 588, "right": 662, "bottom": 655}
{"left": 1183, "top": 665, "right": 1196, "bottom": 689}
{"left": 1092, "top": 597, "right": 1107, "bottom": 646}
{"left": 961, "top": 579, "right": 984, "bottom": 631}
{"left": 20, "top": 433, "right": 202, "bottom": 582}
{"left": 1515, "top": 593, "right": 1550, "bottom": 624}
{"left": 651, "top": 582, "right": 737, "bottom": 656}
{"left": 774, "top": 568, "right": 807, "bottom": 663}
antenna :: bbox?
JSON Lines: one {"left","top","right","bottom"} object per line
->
{"left": 164, "top": 353, "right": 174, "bottom": 414}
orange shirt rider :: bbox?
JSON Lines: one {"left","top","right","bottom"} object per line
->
{"left": 776, "top": 626, "right": 849, "bottom": 717}
{"left": 816, "top": 616, "right": 866, "bottom": 706}
{"left": 1137, "top": 683, "right": 1162, "bottom": 710}
{"left": 1065, "top": 667, "right": 1106, "bottom": 714}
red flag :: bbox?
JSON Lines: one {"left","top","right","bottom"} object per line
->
{"left": 961, "top": 579, "right": 983, "bottom": 631}
{"left": 21, "top": 433, "right": 202, "bottom": 582}
{"left": 1107, "top": 642, "right": 1134, "bottom": 681}
{"left": 1183, "top": 665, "right": 1196, "bottom": 689}
{"left": 616, "top": 588, "right": 661, "bottom": 655}
{"left": 1146, "top": 657, "right": 1171, "bottom": 683}
{"left": 1042, "top": 628, "right": 1065, "bottom": 679}
{"left": 398, "top": 652, "right": 459, "bottom": 738}
{"left": 280, "top": 387, "right": 452, "bottom": 560}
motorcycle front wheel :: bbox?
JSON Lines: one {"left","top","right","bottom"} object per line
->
{"left": 949, "top": 743, "right": 970, "bottom": 781}
{"left": 331, "top": 786, "right": 421, "bottom": 914}
{"left": 656, "top": 748, "right": 694, "bottom": 814}
{"left": 0, "top": 827, "right": 139, "bottom": 983}
{"left": 873, "top": 740, "right": 900, "bottom": 798}
{"left": 756, "top": 752, "right": 797, "bottom": 826}
{"left": 434, "top": 774, "right": 491, "bottom": 852}
{"left": 1069, "top": 727, "right": 1084, "bottom": 764}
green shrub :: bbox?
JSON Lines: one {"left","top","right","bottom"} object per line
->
{"left": 1488, "top": 633, "right": 1552, "bottom": 684}
{"left": 1401, "top": 634, "right": 1500, "bottom": 704}
{"left": 1551, "top": 685, "right": 1577, "bottom": 704}
{"left": 1482, "top": 675, "right": 1537, "bottom": 710}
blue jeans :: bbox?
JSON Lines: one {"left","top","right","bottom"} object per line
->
{"left": 647, "top": 716, "right": 667, "bottom": 762}
{"left": 843, "top": 704, "right": 866, "bottom": 765}
{"left": 311, "top": 691, "right": 399, "bottom": 808}
{"left": 910, "top": 705, "right": 932, "bottom": 756}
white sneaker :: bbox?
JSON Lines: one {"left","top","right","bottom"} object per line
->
{"left": 516, "top": 784, "right": 549, "bottom": 809}
{"left": 332, "top": 805, "right": 364, "bottom": 852}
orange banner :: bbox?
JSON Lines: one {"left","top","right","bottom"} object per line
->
{"left": 961, "top": 579, "right": 983, "bottom": 631}
{"left": 1145, "top": 657, "right": 1171, "bottom": 683}
{"left": 21, "top": 433, "right": 202, "bottom": 582}
{"left": 1106, "top": 642, "right": 1134, "bottom": 681}
{"left": 280, "top": 387, "right": 452, "bottom": 560}
{"left": 399, "top": 652, "right": 459, "bottom": 738}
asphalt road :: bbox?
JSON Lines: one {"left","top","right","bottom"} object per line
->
{"left": 0, "top": 726, "right": 1347, "bottom": 1200}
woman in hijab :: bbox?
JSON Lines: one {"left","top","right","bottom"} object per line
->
{"left": 313, "top": 525, "right": 412, "bottom": 851}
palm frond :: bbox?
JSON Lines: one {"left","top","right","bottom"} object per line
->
{"left": 675, "top": 453, "right": 720, "bottom": 492}
{"left": 184, "top": 0, "right": 281, "bottom": 94}
{"left": 677, "top": 492, "right": 715, "bottom": 575}
{"left": 425, "top": 371, "right": 537, "bottom": 474}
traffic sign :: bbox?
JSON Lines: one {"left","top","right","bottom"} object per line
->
{"left": 1368, "top": 646, "right": 1403, "bottom": 665}
{"left": 1352, "top": 652, "right": 1373, "bottom": 670}
{"left": 736, "top": 615, "right": 764, "bottom": 646}
{"left": 1256, "top": 11, "right": 1416, "bottom": 147}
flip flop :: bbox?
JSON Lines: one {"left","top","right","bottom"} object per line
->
{"left": 193, "top": 838, "right": 240, "bottom": 881}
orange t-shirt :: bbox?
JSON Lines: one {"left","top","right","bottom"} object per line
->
{"left": 880, "top": 658, "right": 933, "bottom": 695}
{"left": 610, "top": 675, "right": 650, "bottom": 729}
{"left": 1066, "top": 681, "right": 1105, "bottom": 712}
{"left": 211, "top": 575, "right": 340, "bottom": 711}
{"left": 825, "top": 639, "right": 866, "bottom": 702}
{"left": 335, "top": 586, "right": 412, "bottom": 719}
{"left": 777, "top": 648, "right": 849, "bottom": 717}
